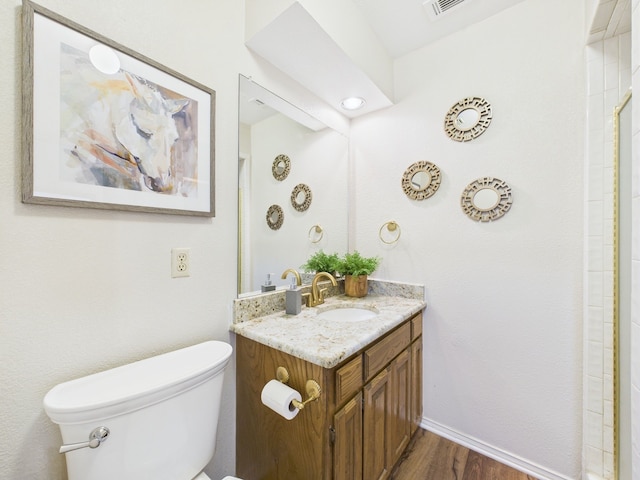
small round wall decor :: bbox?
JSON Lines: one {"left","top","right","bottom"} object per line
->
{"left": 460, "top": 177, "right": 512, "bottom": 222}
{"left": 444, "top": 97, "right": 492, "bottom": 142}
{"left": 291, "top": 184, "right": 312, "bottom": 212}
{"left": 272, "top": 154, "right": 291, "bottom": 181}
{"left": 266, "top": 204, "right": 284, "bottom": 230}
{"left": 401, "top": 161, "right": 441, "bottom": 200}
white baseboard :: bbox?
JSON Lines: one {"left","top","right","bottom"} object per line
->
{"left": 420, "top": 418, "right": 576, "bottom": 480}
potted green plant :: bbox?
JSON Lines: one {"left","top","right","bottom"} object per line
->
{"left": 300, "top": 250, "right": 341, "bottom": 275}
{"left": 336, "top": 251, "right": 381, "bottom": 297}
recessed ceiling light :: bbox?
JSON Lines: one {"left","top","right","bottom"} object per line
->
{"left": 340, "top": 97, "right": 366, "bottom": 111}
{"left": 89, "top": 44, "right": 120, "bottom": 75}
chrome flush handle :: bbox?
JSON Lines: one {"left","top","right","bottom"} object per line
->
{"left": 59, "top": 426, "right": 110, "bottom": 454}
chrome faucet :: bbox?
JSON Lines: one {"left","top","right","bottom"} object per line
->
{"left": 303, "top": 272, "right": 337, "bottom": 307}
{"left": 281, "top": 268, "right": 302, "bottom": 286}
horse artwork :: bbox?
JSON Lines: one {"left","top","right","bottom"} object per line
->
{"left": 23, "top": 2, "right": 214, "bottom": 215}
{"left": 59, "top": 43, "right": 199, "bottom": 198}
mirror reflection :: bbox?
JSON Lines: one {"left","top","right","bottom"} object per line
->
{"left": 401, "top": 160, "right": 441, "bottom": 201}
{"left": 473, "top": 188, "right": 499, "bottom": 210}
{"left": 455, "top": 108, "right": 480, "bottom": 131}
{"left": 411, "top": 171, "right": 431, "bottom": 191}
{"left": 238, "top": 75, "right": 349, "bottom": 296}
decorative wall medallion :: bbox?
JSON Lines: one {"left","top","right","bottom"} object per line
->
{"left": 460, "top": 177, "right": 512, "bottom": 222}
{"left": 266, "top": 204, "right": 284, "bottom": 230}
{"left": 272, "top": 154, "right": 291, "bottom": 181}
{"left": 291, "top": 183, "right": 312, "bottom": 212}
{"left": 401, "top": 161, "right": 441, "bottom": 200}
{"left": 444, "top": 97, "right": 492, "bottom": 142}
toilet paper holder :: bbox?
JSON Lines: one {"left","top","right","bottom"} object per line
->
{"left": 276, "top": 366, "right": 321, "bottom": 410}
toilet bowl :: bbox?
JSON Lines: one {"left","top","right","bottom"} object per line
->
{"left": 43, "top": 341, "right": 243, "bottom": 480}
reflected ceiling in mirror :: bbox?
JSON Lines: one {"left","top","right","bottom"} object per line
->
{"left": 238, "top": 75, "right": 349, "bottom": 296}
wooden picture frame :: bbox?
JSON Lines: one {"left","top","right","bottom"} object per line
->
{"left": 22, "top": 0, "right": 215, "bottom": 216}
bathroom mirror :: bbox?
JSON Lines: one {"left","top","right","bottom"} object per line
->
{"left": 238, "top": 75, "right": 349, "bottom": 295}
{"left": 401, "top": 161, "right": 441, "bottom": 200}
{"left": 460, "top": 177, "right": 512, "bottom": 222}
{"left": 444, "top": 97, "right": 492, "bottom": 142}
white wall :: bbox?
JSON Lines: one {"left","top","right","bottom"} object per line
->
{"left": 350, "top": 0, "right": 585, "bottom": 478}
{"left": 0, "top": 1, "right": 243, "bottom": 478}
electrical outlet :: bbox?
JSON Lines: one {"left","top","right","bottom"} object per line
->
{"left": 171, "top": 248, "right": 190, "bottom": 278}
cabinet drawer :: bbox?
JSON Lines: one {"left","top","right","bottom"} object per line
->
{"left": 411, "top": 313, "right": 423, "bottom": 339}
{"left": 364, "top": 322, "right": 411, "bottom": 382}
{"left": 336, "top": 355, "right": 363, "bottom": 406}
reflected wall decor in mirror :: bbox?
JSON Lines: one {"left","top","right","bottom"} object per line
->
{"left": 238, "top": 75, "right": 349, "bottom": 295}
{"left": 444, "top": 97, "right": 492, "bottom": 142}
{"left": 266, "top": 204, "right": 284, "bottom": 230}
{"left": 291, "top": 183, "right": 312, "bottom": 212}
{"left": 460, "top": 177, "right": 512, "bottom": 222}
{"left": 272, "top": 154, "right": 291, "bottom": 181}
{"left": 401, "top": 161, "right": 441, "bottom": 200}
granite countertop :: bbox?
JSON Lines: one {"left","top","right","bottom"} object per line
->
{"left": 230, "top": 294, "right": 426, "bottom": 368}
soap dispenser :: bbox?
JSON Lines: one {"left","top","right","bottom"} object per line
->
{"left": 261, "top": 273, "right": 276, "bottom": 293}
{"left": 285, "top": 276, "right": 302, "bottom": 315}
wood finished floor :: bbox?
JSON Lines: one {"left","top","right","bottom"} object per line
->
{"left": 390, "top": 429, "right": 538, "bottom": 480}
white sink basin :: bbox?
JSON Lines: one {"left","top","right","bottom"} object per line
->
{"left": 317, "top": 306, "right": 379, "bottom": 322}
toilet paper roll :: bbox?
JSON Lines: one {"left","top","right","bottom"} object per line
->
{"left": 261, "top": 379, "right": 302, "bottom": 420}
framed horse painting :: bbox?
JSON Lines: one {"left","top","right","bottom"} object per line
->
{"left": 22, "top": 0, "right": 215, "bottom": 216}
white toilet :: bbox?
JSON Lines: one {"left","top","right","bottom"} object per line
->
{"left": 43, "top": 341, "right": 242, "bottom": 480}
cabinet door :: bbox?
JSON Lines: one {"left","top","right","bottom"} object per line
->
{"left": 390, "top": 349, "right": 411, "bottom": 465}
{"left": 363, "top": 366, "right": 392, "bottom": 480}
{"left": 410, "top": 338, "right": 423, "bottom": 435}
{"left": 333, "top": 392, "right": 363, "bottom": 480}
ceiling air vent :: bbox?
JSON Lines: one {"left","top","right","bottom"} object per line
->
{"left": 423, "top": 0, "right": 470, "bottom": 21}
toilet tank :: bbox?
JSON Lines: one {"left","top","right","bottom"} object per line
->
{"left": 43, "top": 341, "right": 233, "bottom": 480}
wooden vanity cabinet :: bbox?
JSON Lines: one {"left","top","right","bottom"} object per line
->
{"left": 236, "top": 311, "right": 423, "bottom": 480}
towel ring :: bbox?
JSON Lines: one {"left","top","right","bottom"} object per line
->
{"left": 308, "top": 224, "right": 324, "bottom": 243}
{"left": 379, "top": 221, "right": 401, "bottom": 244}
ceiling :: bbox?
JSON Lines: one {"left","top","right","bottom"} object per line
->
{"left": 353, "top": 0, "right": 527, "bottom": 59}
{"left": 244, "top": 0, "right": 529, "bottom": 121}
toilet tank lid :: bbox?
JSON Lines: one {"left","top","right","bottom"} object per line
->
{"left": 43, "top": 341, "right": 232, "bottom": 424}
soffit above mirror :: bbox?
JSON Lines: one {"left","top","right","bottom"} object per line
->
{"left": 239, "top": 75, "right": 326, "bottom": 131}
{"left": 245, "top": 2, "right": 393, "bottom": 119}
